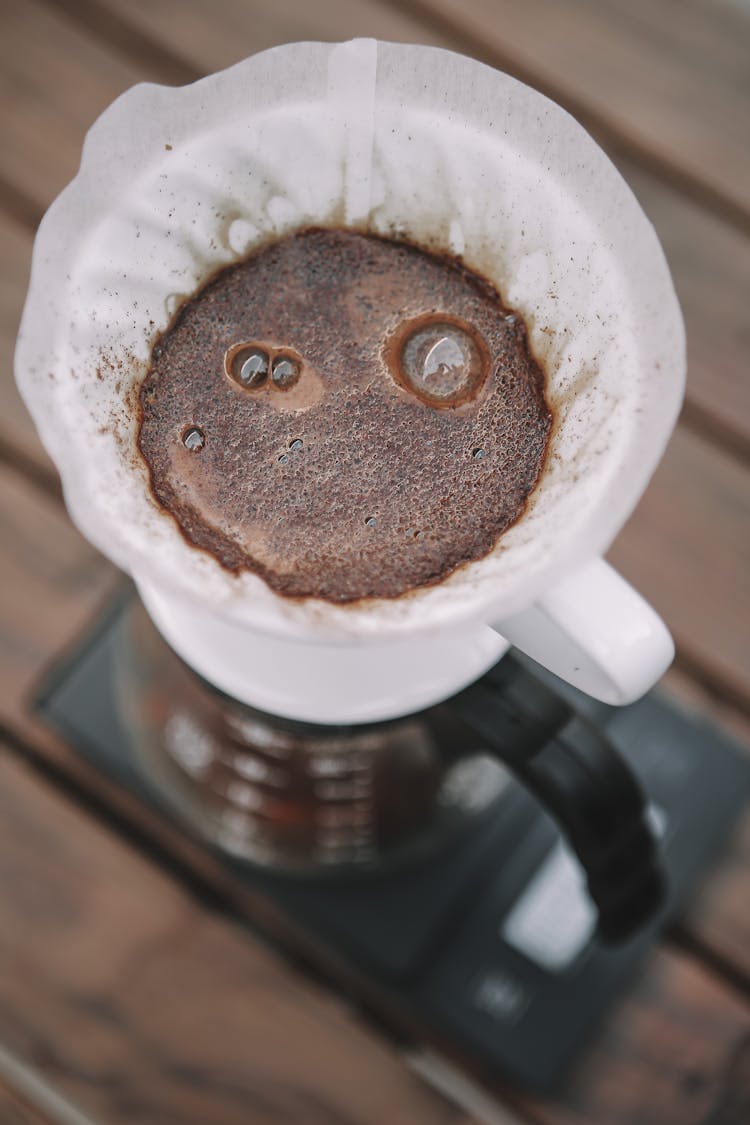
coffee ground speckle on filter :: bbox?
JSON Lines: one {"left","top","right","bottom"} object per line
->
{"left": 137, "top": 228, "right": 551, "bottom": 602}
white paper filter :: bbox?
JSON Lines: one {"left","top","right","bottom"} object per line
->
{"left": 15, "top": 40, "right": 685, "bottom": 640}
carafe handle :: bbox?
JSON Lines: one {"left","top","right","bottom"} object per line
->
{"left": 443, "top": 657, "right": 665, "bottom": 943}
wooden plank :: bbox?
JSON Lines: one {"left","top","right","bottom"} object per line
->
{"left": 0, "top": 448, "right": 748, "bottom": 1059}
{"left": 69, "top": 0, "right": 448, "bottom": 77}
{"left": 0, "top": 0, "right": 444, "bottom": 481}
{"left": 402, "top": 0, "right": 750, "bottom": 228}
{"left": 0, "top": 464, "right": 116, "bottom": 726}
{"left": 3, "top": 0, "right": 749, "bottom": 474}
{"left": 622, "top": 163, "right": 750, "bottom": 456}
{"left": 0, "top": 0, "right": 149, "bottom": 222}
{"left": 0, "top": 747, "right": 476, "bottom": 1125}
{"left": 662, "top": 668, "right": 750, "bottom": 759}
{"left": 78, "top": 0, "right": 750, "bottom": 230}
{"left": 102, "top": 0, "right": 750, "bottom": 459}
{"left": 677, "top": 803, "right": 750, "bottom": 986}
{"left": 656, "top": 671, "right": 750, "bottom": 983}
{"left": 2, "top": 743, "right": 750, "bottom": 1125}
{"left": 0, "top": 212, "right": 54, "bottom": 478}
{"left": 0, "top": 0, "right": 445, "bottom": 219}
{"left": 78, "top": 0, "right": 750, "bottom": 233}
{"left": 0, "top": 446, "right": 746, "bottom": 1116}
{"left": 609, "top": 426, "right": 750, "bottom": 709}
{"left": 1, "top": 0, "right": 750, "bottom": 1075}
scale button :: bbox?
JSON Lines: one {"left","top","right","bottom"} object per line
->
{"left": 471, "top": 970, "right": 530, "bottom": 1025}
{"left": 501, "top": 841, "right": 597, "bottom": 972}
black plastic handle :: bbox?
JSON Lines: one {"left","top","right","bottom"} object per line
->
{"left": 442, "top": 658, "right": 665, "bottom": 944}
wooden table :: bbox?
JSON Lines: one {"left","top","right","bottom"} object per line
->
{"left": 1, "top": 1, "right": 749, "bottom": 1122}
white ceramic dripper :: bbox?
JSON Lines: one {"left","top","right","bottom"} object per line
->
{"left": 15, "top": 40, "right": 685, "bottom": 723}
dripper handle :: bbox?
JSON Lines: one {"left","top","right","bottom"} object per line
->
{"left": 492, "top": 558, "right": 674, "bottom": 705}
{"left": 444, "top": 658, "right": 665, "bottom": 944}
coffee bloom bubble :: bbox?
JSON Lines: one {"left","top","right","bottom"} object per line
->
{"left": 391, "top": 317, "right": 487, "bottom": 407}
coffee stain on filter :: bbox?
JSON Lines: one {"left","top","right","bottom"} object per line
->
{"left": 137, "top": 228, "right": 551, "bottom": 603}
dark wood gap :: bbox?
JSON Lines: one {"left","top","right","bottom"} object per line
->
{"left": 678, "top": 400, "right": 750, "bottom": 472}
{"left": 381, "top": 0, "right": 750, "bottom": 240}
{"left": 40, "top": 0, "right": 200, "bottom": 88}
{"left": 666, "top": 926, "right": 750, "bottom": 1002}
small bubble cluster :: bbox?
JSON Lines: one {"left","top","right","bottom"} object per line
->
{"left": 226, "top": 343, "right": 301, "bottom": 391}
{"left": 278, "top": 438, "right": 304, "bottom": 466}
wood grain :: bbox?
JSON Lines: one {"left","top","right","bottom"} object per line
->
{"left": 72, "top": 0, "right": 750, "bottom": 239}
{"left": 3, "top": 742, "right": 750, "bottom": 1125}
{"left": 1, "top": 0, "right": 750, "bottom": 1012}
{"left": 0, "top": 0, "right": 149, "bottom": 222}
{"left": 622, "top": 162, "right": 750, "bottom": 455}
{"left": 3, "top": 0, "right": 749, "bottom": 475}
{"left": 657, "top": 670, "right": 750, "bottom": 984}
{"left": 0, "top": 746, "right": 475, "bottom": 1125}
{"left": 399, "top": 0, "right": 750, "bottom": 229}
{"left": 0, "top": 212, "right": 53, "bottom": 479}
{"left": 0, "top": 463, "right": 115, "bottom": 728}
{"left": 0, "top": 459, "right": 745, "bottom": 1124}
{"left": 523, "top": 950, "right": 750, "bottom": 1125}
{"left": 0, "top": 461, "right": 746, "bottom": 1121}
{"left": 676, "top": 807, "right": 750, "bottom": 988}
{"left": 0, "top": 3, "right": 749, "bottom": 1121}
{"left": 609, "top": 426, "right": 750, "bottom": 709}
{"left": 66, "top": 0, "right": 448, "bottom": 76}
{"left": 3, "top": 0, "right": 750, "bottom": 472}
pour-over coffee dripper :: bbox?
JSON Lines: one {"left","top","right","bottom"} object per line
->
{"left": 16, "top": 40, "right": 685, "bottom": 942}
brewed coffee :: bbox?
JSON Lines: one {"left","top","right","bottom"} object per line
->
{"left": 138, "top": 229, "right": 551, "bottom": 602}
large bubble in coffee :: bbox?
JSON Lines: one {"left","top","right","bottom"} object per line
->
{"left": 395, "top": 317, "right": 487, "bottom": 406}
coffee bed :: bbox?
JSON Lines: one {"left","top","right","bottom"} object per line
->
{"left": 0, "top": 1, "right": 748, "bottom": 1122}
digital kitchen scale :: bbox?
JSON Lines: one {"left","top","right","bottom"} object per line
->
{"left": 35, "top": 589, "right": 750, "bottom": 1092}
